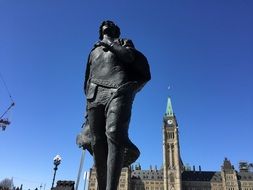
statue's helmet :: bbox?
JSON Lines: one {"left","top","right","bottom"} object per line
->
{"left": 99, "top": 20, "right": 121, "bottom": 40}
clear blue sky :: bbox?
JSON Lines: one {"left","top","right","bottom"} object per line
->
{"left": 0, "top": 0, "right": 252, "bottom": 189}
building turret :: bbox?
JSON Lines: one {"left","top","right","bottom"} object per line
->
{"left": 163, "top": 97, "right": 182, "bottom": 190}
{"left": 221, "top": 158, "right": 239, "bottom": 190}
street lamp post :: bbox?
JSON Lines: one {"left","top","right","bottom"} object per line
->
{"left": 51, "top": 155, "right": 62, "bottom": 190}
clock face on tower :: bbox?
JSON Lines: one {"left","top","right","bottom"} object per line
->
{"left": 167, "top": 119, "right": 173, "bottom": 125}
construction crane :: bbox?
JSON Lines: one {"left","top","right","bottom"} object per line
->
{"left": 0, "top": 72, "right": 15, "bottom": 131}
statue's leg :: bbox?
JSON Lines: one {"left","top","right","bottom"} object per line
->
{"left": 105, "top": 95, "right": 133, "bottom": 190}
{"left": 88, "top": 105, "right": 107, "bottom": 190}
{"left": 106, "top": 138, "right": 124, "bottom": 190}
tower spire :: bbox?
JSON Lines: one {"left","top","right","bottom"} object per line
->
{"left": 165, "top": 97, "right": 174, "bottom": 116}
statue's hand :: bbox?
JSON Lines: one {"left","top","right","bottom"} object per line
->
{"left": 94, "top": 41, "right": 110, "bottom": 48}
{"left": 93, "top": 41, "right": 111, "bottom": 52}
{"left": 118, "top": 38, "right": 125, "bottom": 46}
{"left": 119, "top": 38, "right": 135, "bottom": 48}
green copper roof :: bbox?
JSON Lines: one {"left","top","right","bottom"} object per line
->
{"left": 166, "top": 97, "right": 174, "bottom": 116}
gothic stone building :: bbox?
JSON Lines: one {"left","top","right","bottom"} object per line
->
{"left": 87, "top": 97, "right": 253, "bottom": 190}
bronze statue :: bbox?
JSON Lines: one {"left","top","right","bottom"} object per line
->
{"left": 77, "top": 20, "right": 151, "bottom": 190}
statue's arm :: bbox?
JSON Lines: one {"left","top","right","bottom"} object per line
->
{"left": 109, "top": 42, "right": 135, "bottom": 63}
{"left": 97, "top": 41, "right": 135, "bottom": 63}
{"left": 84, "top": 54, "right": 91, "bottom": 95}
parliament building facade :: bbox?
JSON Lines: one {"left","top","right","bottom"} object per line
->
{"left": 87, "top": 98, "right": 253, "bottom": 190}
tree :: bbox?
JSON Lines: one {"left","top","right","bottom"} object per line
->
{"left": 0, "top": 178, "right": 14, "bottom": 190}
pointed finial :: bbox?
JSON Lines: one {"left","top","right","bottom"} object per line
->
{"left": 166, "top": 97, "right": 174, "bottom": 116}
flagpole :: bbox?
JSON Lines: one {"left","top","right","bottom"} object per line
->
{"left": 83, "top": 172, "right": 87, "bottom": 190}
{"left": 76, "top": 149, "right": 85, "bottom": 190}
